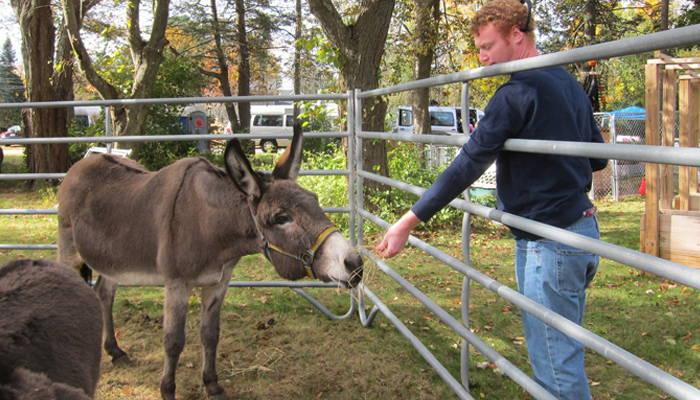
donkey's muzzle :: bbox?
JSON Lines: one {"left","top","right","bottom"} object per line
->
{"left": 344, "top": 250, "right": 363, "bottom": 288}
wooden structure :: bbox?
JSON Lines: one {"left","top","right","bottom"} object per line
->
{"left": 640, "top": 56, "right": 700, "bottom": 269}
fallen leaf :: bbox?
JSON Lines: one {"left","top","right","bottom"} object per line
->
{"left": 476, "top": 362, "right": 490, "bottom": 369}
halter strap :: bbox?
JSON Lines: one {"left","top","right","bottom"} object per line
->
{"left": 264, "top": 226, "right": 339, "bottom": 279}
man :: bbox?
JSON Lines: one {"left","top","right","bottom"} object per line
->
{"left": 376, "top": 1, "right": 607, "bottom": 399}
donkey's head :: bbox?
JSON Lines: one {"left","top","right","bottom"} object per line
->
{"left": 225, "top": 123, "right": 363, "bottom": 288}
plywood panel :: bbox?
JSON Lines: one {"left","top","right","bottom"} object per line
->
{"left": 659, "top": 214, "right": 700, "bottom": 270}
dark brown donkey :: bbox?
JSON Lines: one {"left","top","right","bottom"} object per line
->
{"left": 0, "top": 259, "right": 103, "bottom": 400}
{"left": 57, "top": 124, "right": 363, "bottom": 400}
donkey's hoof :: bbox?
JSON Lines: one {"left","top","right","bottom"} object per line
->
{"left": 208, "top": 393, "right": 227, "bottom": 400}
{"left": 111, "top": 353, "right": 132, "bottom": 366}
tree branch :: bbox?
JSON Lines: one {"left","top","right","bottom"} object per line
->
{"left": 61, "top": 0, "right": 119, "bottom": 99}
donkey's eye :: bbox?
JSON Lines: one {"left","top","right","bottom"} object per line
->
{"left": 272, "top": 215, "right": 293, "bottom": 225}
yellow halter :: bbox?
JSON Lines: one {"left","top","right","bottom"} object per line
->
{"left": 264, "top": 226, "right": 339, "bottom": 279}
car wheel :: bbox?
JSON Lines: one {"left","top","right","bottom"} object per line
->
{"left": 260, "top": 139, "right": 278, "bottom": 153}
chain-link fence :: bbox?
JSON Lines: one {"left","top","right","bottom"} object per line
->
{"left": 593, "top": 111, "right": 683, "bottom": 201}
{"left": 593, "top": 112, "right": 645, "bottom": 200}
{"left": 426, "top": 111, "right": 681, "bottom": 202}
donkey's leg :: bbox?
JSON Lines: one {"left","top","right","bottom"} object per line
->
{"left": 200, "top": 275, "right": 232, "bottom": 400}
{"left": 94, "top": 275, "right": 130, "bottom": 363}
{"left": 57, "top": 223, "right": 88, "bottom": 278}
{"left": 160, "top": 282, "right": 190, "bottom": 400}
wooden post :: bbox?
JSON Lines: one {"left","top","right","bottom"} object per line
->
{"left": 661, "top": 69, "right": 676, "bottom": 210}
{"left": 678, "top": 78, "right": 691, "bottom": 210}
{"left": 691, "top": 79, "right": 700, "bottom": 194}
{"left": 644, "top": 63, "right": 662, "bottom": 257}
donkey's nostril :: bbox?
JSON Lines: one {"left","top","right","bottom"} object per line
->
{"left": 344, "top": 251, "right": 362, "bottom": 270}
{"left": 344, "top": 252, "right": 363, "bottom": 287}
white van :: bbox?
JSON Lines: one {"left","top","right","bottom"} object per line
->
{"left": 247, "top": 104, "right": 339, "bottom": 152}
{"left": 394, "top": 106, "right": 484, "bottom": 135}
{"left": 249, "top": 105, "right": 295, "bottom": 152}
{"left": 73, "top": 106, "right": 102, "bottom": 128}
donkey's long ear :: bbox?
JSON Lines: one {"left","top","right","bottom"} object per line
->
{"left": 272, "top": 121, "right": 303, "bottom": 181}
{"left": 224, "top": 139, "right": 262, "bottom": 203}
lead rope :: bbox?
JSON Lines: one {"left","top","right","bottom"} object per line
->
{"left": 247, "top": 202, "right": 267, "bottom": 249}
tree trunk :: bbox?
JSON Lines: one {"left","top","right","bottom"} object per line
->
{"left": 236, "top": 0, "right": 251, "bottom": 131}
{"left": 62, "top": 0, "right": 170, "bottom": 159}
{"left": 11, "top": 0, "right": 71, "bottom": 180}
{"left": 208, "top": 0, "right": 239, "bottom": 134}
{"left": 412, "top": 0, "right": 439, "bottom": 136}
{"left": 308, "top": 0, "right": 395, "bottom": 200}
{"left": 411, "top": 0, "right": 439, "bottom": 168}
{"left": 293, "top": 0, "right": 302, "bottom": 118}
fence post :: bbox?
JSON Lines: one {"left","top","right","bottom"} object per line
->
{"left": 105, "top": 106, "right": 113, "bottom": 153}
{"left": 347, "top": 90, "right": 357, "bottom": 247}
{"left": 354, "top": 89, "right": 365, "bottom": 247}
{"left": 642, "top": 63, "right": 662, "bottom": 257}
{"left": 459, "top": 81, "right": 472, "bottom": 392}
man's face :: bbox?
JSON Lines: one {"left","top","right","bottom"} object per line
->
{"left": 474, "top": 22, "right": 517, "bottom": 66}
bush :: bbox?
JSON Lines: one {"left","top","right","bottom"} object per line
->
{"left": 68, "top": 118, "right": 104, "bottom": 164}
{"left": 138, "top": 112, "right": 198, "bottom": 171}
{"left": 67, "top": 110, "right": 198, "bottom": 171}
{"left": 297, "top": 142, "right": 350, "bottom": 232}
{"left": 367, "top": 142, "right": 465, "bottom": 231}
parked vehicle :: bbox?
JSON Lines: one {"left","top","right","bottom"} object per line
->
{"left": 393, "top": 106, "right": 484, "bottom": 135}
{"left": 0, "top": 125, "right": 23, "bottom": 140}
{"left": 73, "top": 106, "right": 102, "bottom": 128}
{"left": 250, "top": 105, "right": 296, "bottom": 152}
{"left": 244, "top": 104, "right": 338, "bottom": 152}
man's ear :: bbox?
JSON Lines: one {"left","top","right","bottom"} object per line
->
{"left": 511, "top": 25, "right": 524, "bottom": 43}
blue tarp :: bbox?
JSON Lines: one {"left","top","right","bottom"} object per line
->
{"left": 609, "top": 106, "right": 646, "bottom": 119}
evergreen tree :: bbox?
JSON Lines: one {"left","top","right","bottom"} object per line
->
{"left": 0, "top": 38, "right": 25, "bottom": 128}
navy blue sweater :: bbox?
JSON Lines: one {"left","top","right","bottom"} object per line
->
{"left": 412, "top": 67, "right": 608, "bottom": 240}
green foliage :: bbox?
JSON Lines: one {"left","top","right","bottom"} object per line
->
{"left": 139, "top": 112, "right": 198, "bottom": 171}
{"left": 297, "top": 143, "right": 350, "bottom": 232}
{"left": 678, "top": 0, "right": 700, "bottom": 26}
{"left": 601, "top": 53, "right": 651, "bottom": 111}
{"left": 297, "top": 101, "right": 343, "bottom": 154}
{"left": 67, "top": 116, "right": 107, "bottom": 165}
{"left": 153, "top": 52, "right": 208, "bottom": 99}
{"left": 0, "top": 38, "right": 25, "bottom": 128}
{"left": 367, "top": 142, "right": 464, "bottom": 231}
{"left": 66, "top": 107, "right": 198, "bottom": 171}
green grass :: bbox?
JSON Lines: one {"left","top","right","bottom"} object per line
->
{"left": 1, "top": 149, "right": 699, "bottom": 399}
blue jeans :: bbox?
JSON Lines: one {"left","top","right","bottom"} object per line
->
{"left": 515, "top": 216, "right": 600, "bottom": 400}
